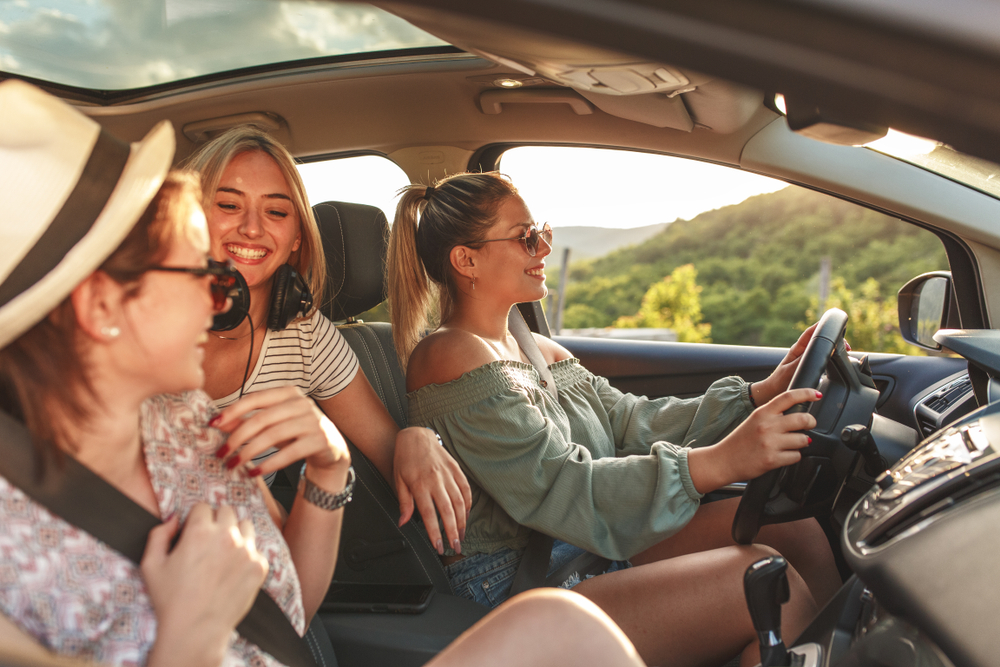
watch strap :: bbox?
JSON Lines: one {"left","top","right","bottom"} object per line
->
{"left": 301, "top": 466, "right": 355, "bottom": 511}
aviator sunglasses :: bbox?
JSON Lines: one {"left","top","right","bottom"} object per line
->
{"left": 477, "top": 223, "right": 553, "bottom": 257}
{"left": 145, "top": 259, "right": 240, "bottom": 312}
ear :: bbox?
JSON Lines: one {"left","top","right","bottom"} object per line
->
{"left": 449, "top": 245, "right": 477, "bottom": 281}
{"left": 70, "top": 271, "right": 126, "bottom": 342}
{"left": 292, "top": 233, "right": 301, "bottom": 253}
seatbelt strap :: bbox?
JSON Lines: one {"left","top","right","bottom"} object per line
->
{"left": 507, "top": 306, "right": 557, "bottom": 400}
{"left": 0, "top": 410, "right": 319, "bottom": 667}
{"left": 506, "top": 305, "right": 556, "bottom": 595}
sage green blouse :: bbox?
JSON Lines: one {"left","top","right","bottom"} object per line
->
{"left": 407, "top": 358, "right": 754, "bottom": 561}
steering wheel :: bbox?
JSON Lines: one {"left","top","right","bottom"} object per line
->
{"left": 732, "top": 308, "right": 881, "bottom": 544}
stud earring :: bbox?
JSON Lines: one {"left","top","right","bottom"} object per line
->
{"left": 101, "top": 326, "right": 121, "bottom": 339}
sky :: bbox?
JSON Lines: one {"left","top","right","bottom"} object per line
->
{"left": 0, "top": 0, "right": 446, "bottom": 89}
{"left": 298, "top": 147, "right": 789, "bottom": 230}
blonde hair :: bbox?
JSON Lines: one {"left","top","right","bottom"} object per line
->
{"left": 386, "top": 172, "right": 519, "bottom": 366}
{"left": 182, "top": 126, "right": 325, "bottom": 315}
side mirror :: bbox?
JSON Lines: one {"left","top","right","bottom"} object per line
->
{"left": 897, "top": 272, "right": 959, "bottom": 350}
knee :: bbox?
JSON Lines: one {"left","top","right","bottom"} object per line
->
{"left": 505, "top": 589, "right": 633, "bottom": 643}
{"left": 506, "top": 589, "right": 606, "bottom": 626}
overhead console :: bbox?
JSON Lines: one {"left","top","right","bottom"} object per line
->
{"left": 376, "top": 2, "right": 766, "bottom": 132}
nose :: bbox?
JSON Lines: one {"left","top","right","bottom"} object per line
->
{"left": 238, "top": 208, "right": 264, "bottom": 239}
{"left": 536, "top": 232, "right": 553, "bottom": 259}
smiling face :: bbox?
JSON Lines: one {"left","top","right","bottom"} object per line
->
{"left": 473, "top": 196, "right": 551, "bottom": 304}
{"left": 207, "top": 150, "right": 302, "bottom": 292}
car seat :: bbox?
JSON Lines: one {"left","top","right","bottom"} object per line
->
{"left": 306, "top": 201, "right": 489, "bottom": 667}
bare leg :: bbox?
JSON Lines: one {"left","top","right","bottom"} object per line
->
{"left": 574, "top": 545, "right": 817, "bottom": 667}
{"left": 427, "top": 588, "right": 645, "bottom": 667}
{"left": 631, "top": 497, "right": 841, "bottom": 605}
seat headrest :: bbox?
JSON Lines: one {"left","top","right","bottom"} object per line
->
{"left": 313, "top": 201, "right": 388, "bottom": 321}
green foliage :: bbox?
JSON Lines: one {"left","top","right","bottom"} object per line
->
{"left": 562, "top": 304, "right": 608, "bottom": 329}
{"left": 560, "top": 187, "right": 949, "bottom": 353}
{"left": 803, "top": 278, "right": 922, "bottom": 355}
{"left": 614, "top": 264, "right": 711, "bottom": 342}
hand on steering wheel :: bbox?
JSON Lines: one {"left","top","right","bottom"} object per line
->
{"left": 732, "top": 308, "right": 878, "bottom": 544}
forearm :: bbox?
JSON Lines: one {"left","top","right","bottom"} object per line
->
{"left": 147, "top": 621, "right": 230, "bottom": 667}
{"left": 283, "top": 463, "right": 351, "bottom": 622}
{"left": 686, "top": 443, "right": 736, "bottom": 495}
{"left": 0, "top": 614, "right": 100, "bottom": 667}
{"left": 596, "top": 374, "right": 752, "bottom": 455}
{"left": 318, "top": 380, "right": 398, "bottom": 484}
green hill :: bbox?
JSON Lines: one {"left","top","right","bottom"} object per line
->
{"left": 553, "top": 186, "right": 949, "bottom": 348}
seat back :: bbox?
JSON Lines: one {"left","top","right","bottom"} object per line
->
{"left": 312, "top": 201, "right": 452, "bottom": 594}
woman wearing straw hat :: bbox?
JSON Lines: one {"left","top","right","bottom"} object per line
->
{"left": 0, "top": 80, "right": 647, "bottom": 667}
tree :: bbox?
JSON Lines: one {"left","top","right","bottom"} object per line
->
{"left": 804, "top": 277, "right": 921, "bottom": 354}
{"left": 614, "top": 264, "right": 712, "bottom": 343}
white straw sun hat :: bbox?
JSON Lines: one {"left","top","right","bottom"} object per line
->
{"left": 0, "top": 79, "right": 174, "bottom": 349}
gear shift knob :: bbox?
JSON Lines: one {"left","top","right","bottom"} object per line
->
{"left": 744, "top": 556, "right": 791, "bottom": 667}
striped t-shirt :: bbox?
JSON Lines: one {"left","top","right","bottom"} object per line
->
{"left": 213, "top": 310, "right": 360, "bottom": 481}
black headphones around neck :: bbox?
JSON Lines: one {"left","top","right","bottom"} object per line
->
{"left": 211, "top": 264, "right": 313, "bottom": 332}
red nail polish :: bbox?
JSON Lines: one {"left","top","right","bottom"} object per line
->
{"left": 808, "top": 437, "right": 813, "bottom": 444}
{"left": 225, "top": 456, "right": 241, "bottom": 470}
{"left": 248, "top": 467, "right": 263, "bottom": 478}
{"left": 209, "top": 415, "right": 222, "bottom": 427}
{"left": 215, "top": 444, "right": 229, "bottom": 459}
{"left": 815, "top": 391, "right": 823, "bottom": 399}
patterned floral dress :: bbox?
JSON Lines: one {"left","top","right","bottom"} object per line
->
{"left": 0, "top": 391, "right": 304, "bottom": 666}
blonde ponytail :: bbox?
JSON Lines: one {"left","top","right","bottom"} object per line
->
{"left": 387, "top": 173, "right": 520, "bottom": 368}
{"left": 387, "top": 186, "right": 435, "bottom": 366}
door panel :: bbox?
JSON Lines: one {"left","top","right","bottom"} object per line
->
{"left": 557, "top": 335, "right": 969, "bottom": 431}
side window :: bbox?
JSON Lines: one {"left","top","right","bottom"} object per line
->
{"left": 499, "top": 146, "right": 948, "bottom": 354}
{"left": 296, "top": 155, "right": 409, "bottom": 221}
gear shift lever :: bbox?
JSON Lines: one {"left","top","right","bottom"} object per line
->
{"left": 744, "top": 556, "right": 794, "bottom": 667}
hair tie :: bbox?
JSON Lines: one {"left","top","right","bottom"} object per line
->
{"left": 423, "top": 185, "right": 435, "bottom": 201}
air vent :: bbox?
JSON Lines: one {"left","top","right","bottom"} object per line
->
{"left": 915, "top": 375, "right": 975, "bottom": 437}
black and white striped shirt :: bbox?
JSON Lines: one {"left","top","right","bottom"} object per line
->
{"left": 213, "top": 311, "right": 360, "bottom": 481}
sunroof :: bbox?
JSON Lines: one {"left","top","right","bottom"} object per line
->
{"left": 0, "top": 1, "right": 451, "bottom": 91}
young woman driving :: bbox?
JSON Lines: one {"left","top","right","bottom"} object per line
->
{"left": 182, "top": 127, "right": 470, "bottom": 554}
{"left": 0, "top": 82, "right": 647, "bottom": 667}
{"left": 388, "top": 172, "right": 841, "bottom": 667}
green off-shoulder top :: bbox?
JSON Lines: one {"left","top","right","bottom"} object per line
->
{"left": 407, "top": 358, "right": 754, "bottom": 561}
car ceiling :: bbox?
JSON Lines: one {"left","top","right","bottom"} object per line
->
{"left": 60, "top": 0, "right": 1000, "bottom": 179}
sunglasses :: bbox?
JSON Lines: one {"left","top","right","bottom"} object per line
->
{"left": 478, "top": 223, "right": 553, "bottom": 257}
{"left": 145, "top": 259, "right": 240, "bottom": 312}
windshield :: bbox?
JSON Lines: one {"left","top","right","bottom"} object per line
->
{"left": 0, "top": 1, "right": 450, "bottom": 91}
{"left": 866, "top": 130, "right": 1000, "bottom": 200}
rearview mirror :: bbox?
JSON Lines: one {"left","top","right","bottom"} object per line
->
{"left": 897, "top": 272, "right": 959, "bottom": 350}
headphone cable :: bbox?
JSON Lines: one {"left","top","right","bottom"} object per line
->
{"left": 239, "top": 316, "right": 254, "bottom": 399}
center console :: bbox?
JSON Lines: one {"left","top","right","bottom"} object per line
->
{"left": 778, "top": 401, "right": 1000, "bottom": 667}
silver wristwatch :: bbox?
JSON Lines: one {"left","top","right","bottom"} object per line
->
{"left": 299, "top": 466, "right": 355, "bottom": 511}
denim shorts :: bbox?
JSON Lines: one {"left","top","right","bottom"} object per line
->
{"left": 444, "top": 539, "right": 631, "bottom": 608}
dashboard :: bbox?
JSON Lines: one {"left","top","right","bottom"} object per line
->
{"left": 791, "top": 397, "right": 1000, "bottom": 667}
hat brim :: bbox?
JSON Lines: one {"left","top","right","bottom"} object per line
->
{"left": 0, "top": 120, "right": 175, "bottom": 349}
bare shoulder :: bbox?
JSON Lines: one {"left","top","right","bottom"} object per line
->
{"left": 406, "top": 329, "right": 499, "bottom": 392}
{"left": 532, "top": 333, "right": 573, "bottom": 365}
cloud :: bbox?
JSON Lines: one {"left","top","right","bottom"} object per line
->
{"left": 0, "top": 0, "right": 448, "bottom": 89}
